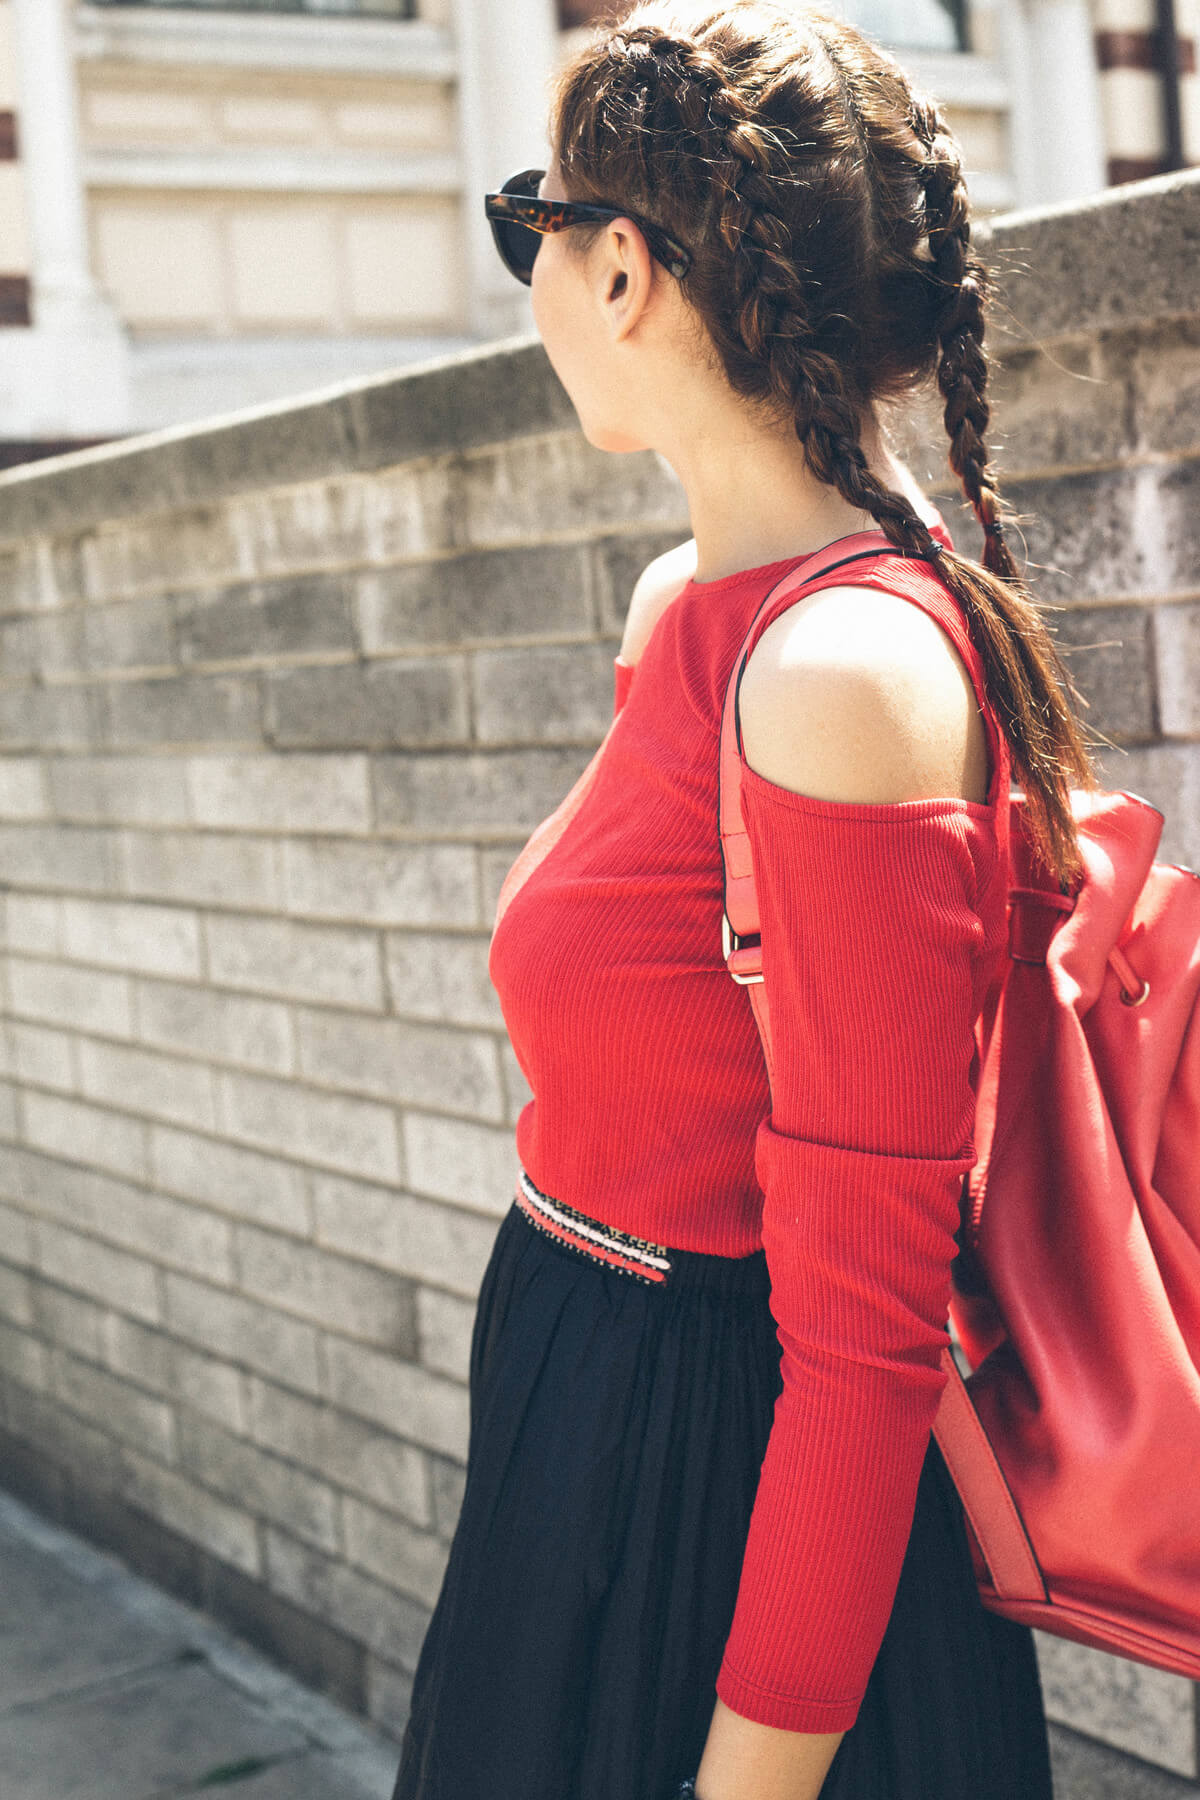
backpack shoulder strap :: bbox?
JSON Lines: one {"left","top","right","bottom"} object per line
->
{"left": 719, "top": 536, "right": 1011, "bottom": 1006}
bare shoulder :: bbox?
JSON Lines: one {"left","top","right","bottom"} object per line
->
{"left": 738, "top": 584, "right": 991, "bottom": 806}
{"left": 620, "top": 538, "right": 698, "bottom": 666}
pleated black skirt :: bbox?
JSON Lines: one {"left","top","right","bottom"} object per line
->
{"left": 390, "top": 1178, "right": 1052, "bottom": 1800}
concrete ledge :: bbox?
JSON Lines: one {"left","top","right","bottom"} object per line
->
{"left": 1, "top": 171, "right": 1196, "bottom": 543}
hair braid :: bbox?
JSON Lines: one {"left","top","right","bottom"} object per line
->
{"left": 550, "top": 1, "right": 1097, "bottom": 882}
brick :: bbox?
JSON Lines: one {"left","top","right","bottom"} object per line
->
{"left": 479, "top": 843, "right": 524, "bottom": 922}
{"left": 22, "top": 1090, "right": 148, "bottom": 1182}
{"left": 1095, "top": 742, "right": 1200, "bottom": 870}
{"left": 459, "top": 431, "right": 687, "bottom": 548}
{"left": 283, "top": 838, "right": 479, "bottom": 928}
{"left": 402, "top": 1111, "right": 519, "bottom": 1218}
{"left": 5, "top": 1021, "right": 74, "bottom": 1091}
{"left": 206, "top": 913, "right": 384, "bottom": 1011}
{"left": 364, "top": 461, "right": 459, "bottom": 563}
{"left": 60, "top": 894, "right": 202, "bottom": 979}
{"left": 365, "top": 1654, "right": 415, "bottom": 1740}
{"left": 264, "top": 655, "right": 470, "bottom": 751}
{"left": 0, "top": 756, "right": 47, "bottom": 820}
{"left": 384, "top": 929, "right": 504, "bottom": 1029}
{"left": 0, "top": 540, "right": 48, "bottom": 613}
{"left": 1157, "top": 457, "right": 1200, "bottom": 592}
{"left": 1002, "top": 468, "right": 1152, "bottom": 603}
{"left": 983, "top": 337, "right": 1135, "bottom": 477}
{"left": 34, "top": 1219, "right": 160, "bottom": 1323}
{"left": 176, "top": 571, "right": 358, "bottom": 668}
{"left": 0, "top": 1261, "right": 33, "bottom": 1326}
{"left": 263, "top": 1526, "right": 431, "bottom": 1671}
{"left": 0, "top": 1078, "right": 15, "bottom": 1139}
{"left": 311, "top": 1177, "right": 498, "bottom": 1297}
{"left": 187, "top": 751, "right": 371, "bottom": 834}
{"left": 0, "top": 685, "right": 92, "bottom": 752}
{"left": 217, "top": 1068, "right": 400, "bottom": 1184}
{"left": 324, "top": 1337, "right": 469, "bottom": 1460}
{"left": 4, "top": 1381, "right": 124, "bottom": 1494}
{"left": 1129, "top": 316, "right": 1200, "bottom": 456}
{"left": 342, "top": 1494, "right": 449, "bottom": 1609}
{"left": 0, "top": 823, "right": 116, "bottom": 892}
{"left": 0, "top": 615, "right": 40, "bottom": 680}
{"left": 295, "top": 1007, "right": 503, "bottom": 1118}
{"left": 372, "top": 746, "right": 593, "bottom": 835}
{"left": 14, "top": 1145, "right": 233, "bottom": 1283}
{"left": 592, "top": 527, "right": 696, "bottom": 637}
{"left": 117, "top": 827, "right": 280, "bottom": 911}
{"left": 203, "top": 1555, "right": 366, "bottom": 1716}
{"left": 104, "top": 1314, "right": 243, "bottom": 1430}
{"left": 1157, "top": 602, "right": 1200, "bottom": 735}
{"left": 119, "top": 1447, "right": 261, "bottom": 1575}
{"left": 78, "top": 1038, "right": 218, "bottom": 1134}
{"left": 46, "top": 754, "right": 191, "bottom": 827}
{"left": 357, "top": 545, "right": 593, "bottom": 655}
{"left": 429, "top": 1454, "right": 466, "bottom": 1542}
{"left": 473, "top": 643, "right": 615, "bottom": 745}
{"left": 135, "top": 976, "right": 293, "bottom": 1076}
{"left": 1035, "top": 1631, "right": 1197, "bottom": 1778}
{"left": 7, "top": 955, "right": 133, "bottom": 1037}
{"left": 232, "top": 477, "right": 375, "bottom": 575}
{"left": 348, "top": 336, "right": 576, "bottom": 475}
{"left": 47, "top": 1343, "right": 176, "bottom": 1461}
{"left": 163, "top": 1269, "right": 320, "bottom": 1394}
{"left": 98, "top": 672, "right": 262, "bottom": 749}
{"left": 82, "top": 594, "right": 174, "bottom": 673}
{"left": 244, "top": 1376, "right": 431, "bottom": 1527}
{"left": 149, "top": 1124, "right": 309, "bottom": 1234}
{"left": 0, "top": 1197, "right": 35, "bottom": 1265}
{"left": 0, "top": 1319, "right": 48, "bottom": 1391}
{"left": 28, "top": 1281, "right": 106, "bottom": 1360}
{"left": 79, "top": 507, "right": 251, "bottom": 602}
{"left": 3, "top": 894, "right": 61, "bottom": 955}
{"left": 234, "top": 1223, "right": 417, "bottom": 1357}
{"left": 416, "top": 1287, "right": 475, "bottom": 1383}
{"left": 1049, "top": 604, "right": 1156, "bottom": 742}
{"left": 177, "top": 1410, "right": 340, "bottom": 1552}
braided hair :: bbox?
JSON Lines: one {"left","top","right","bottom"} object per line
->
{"left": 551, "top": 0, "right": 1094, "bottom": 882}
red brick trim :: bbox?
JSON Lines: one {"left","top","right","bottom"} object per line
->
{"left": 0, "top": 110, "right": 17, "bottom": 161}
{"left": 0, "top": 274, "right": 31, "bottom": 327}
{"left": 1107, "top": 155, "right": 1172, "bottom": 185}
{"left": 1096, "top": 28, "right": 1196, "bottom": 73}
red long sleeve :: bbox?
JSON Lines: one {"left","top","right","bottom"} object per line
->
{"left": 488, "top": 524, "right": 1011, "bottom": 1732}
{"left": 714, "top": 775, "right": 1005, "bottom": 1729}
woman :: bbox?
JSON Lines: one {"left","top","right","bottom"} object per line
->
{"left": 392, "top": 5, "right": 1092, "bottom": 1797}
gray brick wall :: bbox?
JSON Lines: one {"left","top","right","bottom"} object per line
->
{"left": 0, "top": 169, "right": 1197, "bottom": 1771}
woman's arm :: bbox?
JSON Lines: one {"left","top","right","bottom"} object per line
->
{"left": 691, "top": 588, "right": 991, "bottom": 1800}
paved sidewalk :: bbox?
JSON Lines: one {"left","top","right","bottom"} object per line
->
{"left": 3, "top": 1485, "right": 1197, "bottom": 1800}
{"left": 0, "top": 1490, "right": 401, "bottom": 1800}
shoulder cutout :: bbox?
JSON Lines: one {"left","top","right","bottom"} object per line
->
{"left": 620, "top": 538, "right": 698, "bottom": 667}
{"left": 738, "top": 584, "right": 991, "bottom": 806}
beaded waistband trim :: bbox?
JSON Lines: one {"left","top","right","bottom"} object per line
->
{"left": 514, "top": 1167, "right": 673, "bottom": 1286}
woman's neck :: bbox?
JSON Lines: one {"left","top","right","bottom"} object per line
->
{"left": 656, "top": 406, "right": 936, "bottom": 585}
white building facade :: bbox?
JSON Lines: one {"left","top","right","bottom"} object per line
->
{"left": 0, "top": 0, "right": 1196, "bottom": 455}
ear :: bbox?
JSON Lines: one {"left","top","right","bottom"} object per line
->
{"left": 592, "top": 215, "right": 657, "bottom": 342}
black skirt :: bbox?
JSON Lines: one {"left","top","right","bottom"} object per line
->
{"left": 390, "top": 1177, "right": 1052, "bottom": 1800}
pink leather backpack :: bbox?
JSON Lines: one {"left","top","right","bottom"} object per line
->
{"left": 719, "top": 532, "right": 1200, "bottom": 1678}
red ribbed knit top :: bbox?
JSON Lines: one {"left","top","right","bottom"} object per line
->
{"left": 487, "top": 515, "right": 1013, "bottom": 1733}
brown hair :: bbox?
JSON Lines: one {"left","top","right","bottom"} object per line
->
{"left": 550, "top": 0, "right": 1095, "bottom": 882}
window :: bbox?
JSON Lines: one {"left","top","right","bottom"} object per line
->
{"left": 837, "top": 0, "right": 967, "bottom": 52}
{"left": 87, "top": 1, "right": 419, "bottom": 17}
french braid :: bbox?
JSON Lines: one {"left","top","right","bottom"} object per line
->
{"left": 552, "top": 1, "right": 1095, "bottom": 881}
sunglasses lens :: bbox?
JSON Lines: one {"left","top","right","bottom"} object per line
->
{"left": 492, "top": 217, "right": 540, "bottom": 286}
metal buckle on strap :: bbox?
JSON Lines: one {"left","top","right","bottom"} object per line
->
{"left": 722, "top": 912, "right": 764, "bottom": 985}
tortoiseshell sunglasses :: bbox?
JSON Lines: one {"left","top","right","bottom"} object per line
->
{"left": 484, "top": 167, "right": 693, "bottom": 287}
